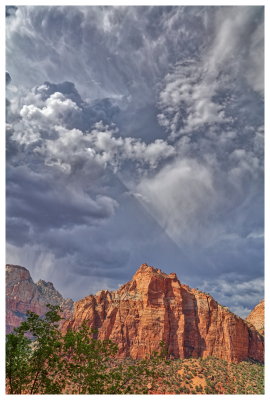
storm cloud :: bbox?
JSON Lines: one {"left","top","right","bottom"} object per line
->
{"left": 6, "top": 6, "right": 264, "bottom": 317}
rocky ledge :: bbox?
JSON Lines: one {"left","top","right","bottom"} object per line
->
{"left": 62, "top": 264, "right": 264, "bottom": 363}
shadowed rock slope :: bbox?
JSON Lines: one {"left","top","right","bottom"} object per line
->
{"left": 6, "top": 264, "right": 73, "bottom": 333}
{"left": 62, "top": 264, "right": 264, "bottom": 363}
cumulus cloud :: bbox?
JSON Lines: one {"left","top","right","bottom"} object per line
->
{"left": 20, "top": 92, "right": 81, "bottom": 125}
{"left": 6, "top": 78, "right": 179, "bottom": 300}
{"left": 157, "top": 60, "right": 229, "bottom": 136}
{"left": 6, "top": 6, "right": 264, "bottom": 313}
{"left": 157, "top": 7, "right": 264, "bottom": 139}
{"left": 8, "top": 81, "right": 120, "bottom": 134}
{"left": 9, "top": 82, "right": 175, "bottom": 175}
{"left": 89, "top": 122, "right": 175, "bottom": 170}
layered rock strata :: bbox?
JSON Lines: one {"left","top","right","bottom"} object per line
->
{"left": 62, "top": 264, "right": 264, "bottom": 363}
{"left": 246, "top": 300, "right": 264, "bottom": 335}
{"left": 6, "top": 264, "right": 73, "bottom": 333}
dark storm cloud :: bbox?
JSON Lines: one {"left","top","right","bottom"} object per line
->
{"left": 6, "top": 6, "right": 212, "bottom": 107}
{"left": 6, "top": 72, "right": 11, "bottom": 85}
{"left": 36, "top": 81, "right": 83, "bottom": 105}
{"left": 6, "top": 217, "right": 31, "bottom": 247}
{"left": 6, "top": 165, "right": 118, "bottom": 231}
{"left": 5, "top": 74, "right": 178, "bottom": 298}
{"left": 6, "top": 6, "right": 264, "bottom": 316}
{"left": 6, "top": 6, "right": 17, "bottom": 17}
{"left": 200, "top": 273, "right": 264, "bottom": 318}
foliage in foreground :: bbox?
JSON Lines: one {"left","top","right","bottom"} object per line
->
{"left": 6, "top": 305, "right": 164, "bottom": 394}
{"left": 6, "top": 306, "right": 264, "bottom": 394}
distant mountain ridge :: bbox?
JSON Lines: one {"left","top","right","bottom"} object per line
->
{"left": 6, "top": 264, "right": 73, "bottom": 333}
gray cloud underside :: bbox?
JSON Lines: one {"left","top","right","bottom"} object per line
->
{"left": 6, "top": 6, "right": 264, "bottom": 317}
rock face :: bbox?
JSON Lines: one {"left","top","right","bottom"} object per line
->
{"left": 6, "top": 264, "right": 74, "bottom": 333}
{"left": 246, "top": 300, "right": 264, "bottom": 335}
{"left": 62, "top": 264, "right": 264, "bottom": 363}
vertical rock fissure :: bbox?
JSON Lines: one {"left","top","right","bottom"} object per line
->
{"left": 180, "top": 286, "right": 204, "bottom": 358}
{"left": 12, "top": 264, "right": 262, "bottom": 363}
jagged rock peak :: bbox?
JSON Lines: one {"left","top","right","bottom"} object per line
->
{"left": 133, "top": 263, "right": 178, "bottom": 280}
{"left": 6, "top": 264, "right": 74, "bottom": 333}
{"left": 62, "top": 263, "right": 264, "bottom": 363}
{"left": 36, "top": 280, "right": 73, "bottom": 306}
{"left": 36, "top": 279, "right": 64, "bottom": 303}
{"left": 36, "top": 279, "right": 56, "bottom": 291}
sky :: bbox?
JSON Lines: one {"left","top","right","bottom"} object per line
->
{"left": 5, "top": 5, "right": 264, "bottom": 317}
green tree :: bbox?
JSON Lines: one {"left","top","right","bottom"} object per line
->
{"left": 6, "top": 306, "right": 180, "bottom": 394}
{"left": 6, "top": 304, "right": 64, "bottom": 394}
{"left": 62, "top": 323, "right": 119, "bottom": 394}
{"left": 6, "top": 306, "right": 165, "bottom": 394}
{"left": 61, "top": 325, "right": 167, "bottom": 394}
{"left": 6, "top": 332, "right": 31, "bottom": 394}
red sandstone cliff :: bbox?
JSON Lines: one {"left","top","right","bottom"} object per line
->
{"left": 246, "top": 300, "right": 264, "bottom": 336}
{"left": 6, "top": 264, "right": 73, "bottom": 333}
{"left": 62, "top": 264, "right": 264, "bottom": 363}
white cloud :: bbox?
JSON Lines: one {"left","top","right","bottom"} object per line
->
{"left": 35, "top": 126, "right": 100, "bottom": 173}
{"left": 90, "top": 124, "right": 175, "bottom": 169}
{"left": 206, "top": 8, "right": 250, "bottom": 75}
{"left": 6, "top": 7, "right": 264, "bottom": 312}
{"left": 11, "top": 123, "right": 41, "bottom": 146}
{"left": 11, "top": 87, "right": 176, "bottom": 174}
{"left": 228, "top": 148, "right": 261, "bottom": 190}
{"left": 157, "top": 7, "right": 264, "bottom": 138}
{"left": 135, "top": 158, "right": 218, "bottom": 246}
{"left": 212, "top": 7, "right": 264, "bottom": 96}
{"left": 19, "top": 91, "right": 81, "bottom": 131}
{"left": 157, "top": 60, "right": 229, "bottom": 137}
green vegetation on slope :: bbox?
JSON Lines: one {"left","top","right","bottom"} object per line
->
{"left": 6, "top": 305, "right": 264, "bottom": 394}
